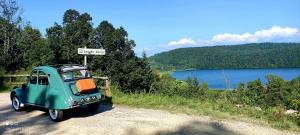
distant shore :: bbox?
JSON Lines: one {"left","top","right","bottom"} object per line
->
{"left": 173, "top": 67, "right": 300, "bottom": 72}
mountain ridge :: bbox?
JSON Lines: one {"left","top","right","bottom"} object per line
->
{"left": 149, "top": 43, "right": 300, "bottom": 70}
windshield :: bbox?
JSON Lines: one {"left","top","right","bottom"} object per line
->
{"left": 61, "top": 70, "right": 91, "bottom": 81}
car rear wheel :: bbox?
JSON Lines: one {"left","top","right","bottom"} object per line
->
{"left": 12, "top": 96, "right": 22, "bottom": 111}
{"left": 87, "top": 102, "right": 100, "bottom": 112}
{"left": 49, "top": 109, "right": 63, "bottom": 122}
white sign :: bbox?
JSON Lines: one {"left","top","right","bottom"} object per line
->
{"left": 78, "top": 48, "right": 106, "bottom": 55}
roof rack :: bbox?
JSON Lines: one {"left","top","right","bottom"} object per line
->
{"left": 47, "top": 64, "right": 82, "bottom": 68}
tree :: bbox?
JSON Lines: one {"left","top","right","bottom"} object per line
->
{"left": 288, "top": 77, "right": 300, "bottom": 110}
{"left": 90, "top": 21, "right": 154, "bottom": 92}
{"left": 63, "top": 9, "right": 79, "bottom": 25}
{"left": 139, "top": 51, "right": 155, "bottom": 91}
{"left": 46, "top": 22, "right": 63, "bottom": 63}
{"left": 60, "top": 9, "right": 92, "bottom": 64}
{"left": 265, "top": 75, "right": 287, "bottom": 107}
{"left": 0, "top": 19, "right": 22, "bottom": 71}
{"left": 0, "top": 0, "right": 22, "bottom": 71}
{"left": 18, "top": 25, "right": 48, "bottom": 68}
{"left": 186, "top": 77, "right": 199, "bottom": 96}
{"left": 0, "top": 0, "right": 22, "bottom": 23}
{"left": 244, "top": 79, "right": 265, "bottom": 105}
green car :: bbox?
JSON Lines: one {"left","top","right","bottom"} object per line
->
{"left": 10, "top": 64, "right": 102, "bottom": 121}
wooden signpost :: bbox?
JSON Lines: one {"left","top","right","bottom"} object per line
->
{"left": 77, "top": 47, "right": 110, "bottom": 98}
{"left": 78, "top": 47, "right": 106, "bottom": 67}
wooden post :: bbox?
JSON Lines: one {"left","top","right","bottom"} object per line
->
{"left": 105, "top": 79, "right": 111, "bottom": 97}
{"left": 84, "top": 46, "right": 87, "bottom": 67}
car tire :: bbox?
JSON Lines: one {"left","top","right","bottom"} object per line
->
{"left": 12, "top": 96, "right": 22, "bottom": 111}
{"left": 49, "top": 109, "right": 64, "bottom": 122}
{"left": 87, "top": 102, "right": 100, "bottom": 112}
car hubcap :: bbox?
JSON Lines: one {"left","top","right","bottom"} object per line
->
{"left": 49, "top": 109, "right": 58, "bottom": 120}
{"left": 12, "top": 97, "right": 19, "bottom": 110}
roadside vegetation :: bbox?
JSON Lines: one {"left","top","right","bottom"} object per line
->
{"left": 111, "top": 72, "right": 300, "bottom": 132}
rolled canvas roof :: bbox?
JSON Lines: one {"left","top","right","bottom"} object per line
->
{"left": 61, "top": 65, "right": 87, "bottom": 72}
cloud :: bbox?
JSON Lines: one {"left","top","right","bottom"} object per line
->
{"left": 168, "top": 38, "right": 196, "bottom": 46}
{"left": 212, "top": 26, "right": 299, "bottom": 43}
{"left": 212, "top": 33, "right": 257, "bottom": 43}
{"left": 159, "top": 26, "right": 300, "bottom": 55}
{"left": 255, "top": 26, "right": 298, "bottom": 37}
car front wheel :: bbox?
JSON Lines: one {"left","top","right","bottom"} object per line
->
{"left": 49, "top": 109, "right": 64, "bottom": 122}
{"left": 12, "top": 96, "right": 22, "bottom": 111}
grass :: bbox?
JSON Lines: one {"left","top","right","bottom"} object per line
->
{"left": 111, "top": 89, "right": 300, "bottom": 133}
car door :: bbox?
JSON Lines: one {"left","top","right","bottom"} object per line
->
{"left": 27, "top": 70, "right": 49, "bottom": 106}
{"left": 26, "top": 70, "right": 38, "bottom": 104}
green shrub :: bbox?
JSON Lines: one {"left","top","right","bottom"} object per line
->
{"left": 265, "top": 75, "right": 287, "bottom": 107}
{"left": 234, "top": 75, "right": 300, "bottom": 111}
{"left": 0, "top": 70, "right": 8, "bottom": 91}
{"left": 287, "top": 77, "right": 300, "bottom": 110}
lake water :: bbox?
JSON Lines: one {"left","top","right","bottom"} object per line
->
{"left": 172, "top": 68, "right": 300, "bottom": 89}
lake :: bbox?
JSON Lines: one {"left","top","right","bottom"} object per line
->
{"left": 172, "top": 68, "right": 300, "bottom": 89}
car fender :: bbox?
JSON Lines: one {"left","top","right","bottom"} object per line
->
{"left": 10, "top": 87, "right": 26, "bottom": 103}
{"left": 45, "top": 88, "right": 71, "bottom": 110}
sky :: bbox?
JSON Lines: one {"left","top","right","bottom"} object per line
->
{"left": 18, "top": 0, "right": 300, "bottom": 56}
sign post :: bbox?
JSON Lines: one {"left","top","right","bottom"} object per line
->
{"left": 78, "top": 47, "right": 106, "bottom": 67}
{"left": 84, "top": 46, "right": 87, "bottom": 66}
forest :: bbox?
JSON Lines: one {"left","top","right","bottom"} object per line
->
{"left": 150, "top": 43, "right": 300, "bottom": 70}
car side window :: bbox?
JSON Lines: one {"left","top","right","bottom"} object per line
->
{"left": 38, "top": 71, "right": 49, "bottom": 85}
{"left": 30, "top": 70, "right": 38, "bottom": 84}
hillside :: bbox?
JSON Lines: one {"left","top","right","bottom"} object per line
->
{"left": 149, "top": 43, "right": 300, "bottom": 70}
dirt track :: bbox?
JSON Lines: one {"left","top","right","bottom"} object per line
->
{"left": 0, "top": 92, "right": 298, "bottom": 135}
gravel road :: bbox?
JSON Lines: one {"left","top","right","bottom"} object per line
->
{"left": 0, "top": 92, "right": 298, "bottom": 135}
